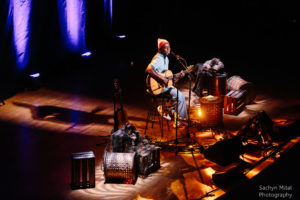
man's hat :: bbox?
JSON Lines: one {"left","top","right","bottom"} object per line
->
{"left": 157, "top": 38, "right": 169, "bottom": 50}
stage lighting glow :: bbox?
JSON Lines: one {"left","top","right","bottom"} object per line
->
{"left": 117, "top": 35, "right": 126, "bottom": 39}
{"left": 104, "top": 0, "right": 113, "bottom": 26}
{"left": 134, "top": 195, "right": 153, "bottom": 200}
{"left": 81, "top": 51, "right": 92, "bottom": 57}
{"left": 29, "top": 73, "right": 40, "bottom": 78}
{"left": 198, "top": 107, "right": 202, "bottom": 117}
{"left": 12, "top": 0, "right": 32, "bottom": 71}
{"left": 57, "top": 0, "right": 87, "bottom": 52}
{"left": 109, "top": 0, "right": 113, "bottom": 23}
{"left": 66, "top": 0, "right": 79, "bottom": 46}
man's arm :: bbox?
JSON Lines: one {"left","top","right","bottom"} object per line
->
{"left": 203, "top": 58, "right": 224, "bottom": 71}
{"left": 145, "top": 64, "right": 168, "bottom": 85}
{"left": 202, "top": 60, "right": 212, "bottom": 71}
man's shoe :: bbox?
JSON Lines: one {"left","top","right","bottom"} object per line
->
{"left": 173, "top": 120, "right": 188, "bottom": 128}
{"left": 157, "top": 105, "right": 171, "bottom": 121}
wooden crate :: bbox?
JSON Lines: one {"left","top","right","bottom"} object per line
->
{"left": 224, "top": 89, "right": 247, "bottom": 115}
{"left": 71, "top": 151, "right": 95, "bottom": 189}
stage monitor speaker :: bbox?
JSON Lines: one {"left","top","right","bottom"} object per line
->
{"left": 203, "top": 136, "right": 244, "bottom": 166}
{"left": 278, "top": 118, "right": 300, "bottom": 140}
{"left": 238, "top": 110, "right": 274, "bottom": 145}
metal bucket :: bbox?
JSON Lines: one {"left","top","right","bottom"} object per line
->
{"left": 227, "top": 76, "right": 256, "bottom": 104}
{"left": 104, "top": 152, "right": 137, "bottom": 181}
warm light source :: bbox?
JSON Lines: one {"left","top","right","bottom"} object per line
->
{"left": 198, "top": 107, "right": 202, "bottom": 117}
{"left": 134, "top": 194, "right": 153, "bottom": 200}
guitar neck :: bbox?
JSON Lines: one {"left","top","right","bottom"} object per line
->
{"left": 113, "top": 79, "right": 125, "bottom": 109}
{"left": 174, "top": 65, "right": 194, "bottom": 79}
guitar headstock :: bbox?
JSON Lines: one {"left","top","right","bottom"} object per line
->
{"left": 181, "top": 65, "right": 195, "bottom": 76}
{"left": 186, "top": 65, "right": 195, "bottom": 72}
{"left": 113, "top": 78, "right": 119, "bottom": 89}
{"left": 113, "top": 78, "right": 122, "bottom": 96}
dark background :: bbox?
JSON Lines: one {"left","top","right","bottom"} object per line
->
{"left": 0, "top": 1, "right": 299, "bottom": 199}
{"left": 1, "top": 0, "right": 299, "bottom": 102}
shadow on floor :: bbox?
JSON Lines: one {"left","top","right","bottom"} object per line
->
{"left": 13, "top": 101, "right": 146, "bottom": 126}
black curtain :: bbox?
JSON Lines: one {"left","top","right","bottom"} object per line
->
{"left": 0, "top": 0, "right": 16, "bottom": 99}
{"left": 0, "top": 0, "right": 299, "bottom": 100}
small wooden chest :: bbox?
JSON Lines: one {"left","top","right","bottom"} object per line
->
{"left": 224, "top": 89, "right": 247, "bottom": 115}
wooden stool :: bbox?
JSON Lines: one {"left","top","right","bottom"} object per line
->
{"left": 71, "top": 151, "right": 95, "bottom": 189}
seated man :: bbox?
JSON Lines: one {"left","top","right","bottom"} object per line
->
{"left": 145, "top": 38, "right": 188, "bottom": 128}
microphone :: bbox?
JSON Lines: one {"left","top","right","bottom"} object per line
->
{"left": 170, "top": 52, "right": 183, "bottom": 60}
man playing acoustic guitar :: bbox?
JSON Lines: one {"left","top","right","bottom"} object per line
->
{"left": 145, "top": 38, "right": 188, "bottom": 128}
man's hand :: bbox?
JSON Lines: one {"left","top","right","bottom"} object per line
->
{"left": 161, "top": 77, "right": 169, "bottom": 86}
{"left": 178, "top": 70, "right": 185, "bottom": 79}
{"left": 146, "top": 65, "right": 169, "bottom": 86}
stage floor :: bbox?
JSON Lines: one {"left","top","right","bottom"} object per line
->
{"left": 0, "top": 87, "right": 300, "bottom": 200}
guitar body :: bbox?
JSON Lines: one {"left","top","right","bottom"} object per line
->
{"left": 146, "top": 65, "right": 195, "bottom": 96}
{"left": 113, "top": 107, "right": 128, "bottom": 132}
{"left": 146, "top": 70, "right": 174, "bottom": 95}
{"left": 112, "top": 78, "right": 129, "bottom": 132}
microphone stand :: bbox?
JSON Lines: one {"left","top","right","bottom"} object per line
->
{"left": 175, "top": 82, "right": 179, "bottom": 155}
{"left": 187, "top": 71, "right": 192, "bottom": 138}
{"left": 169, "top": 52, "right": 198, "bottom": 155}
{"left": 175, "top": 56, "right": 193, "bottom": 139}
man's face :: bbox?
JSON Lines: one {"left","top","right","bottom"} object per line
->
{"left": 159, "top": 43, "right": 171, "bottom": 56}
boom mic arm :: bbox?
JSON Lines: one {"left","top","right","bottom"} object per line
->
{"left": 170, "top": 51, "right": 188, "bottom": 70}
{"left": 170, "top": 52, "right": 183, "bottom": 60}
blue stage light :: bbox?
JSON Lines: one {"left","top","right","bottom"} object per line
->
{"left": 81, "top": 51, "right": 92, "bottom": 57}
{"left": 104, "top": 0, "right": 113, "bottom": 27}
{"left": 12, "top": 0, "right": 32, "bottom": 71}
{"left": 57, "top": 0, "right": 87, "bottom": 52}
{"left": 29, "top": 73, "right": 40, "bottom": 78}
{"left": 116, "top": 35, "right": 126, "bottom": 39}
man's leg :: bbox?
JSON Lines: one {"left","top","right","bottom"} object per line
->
{"left": 169, "top": 87, "right": 187, "bottom": 121}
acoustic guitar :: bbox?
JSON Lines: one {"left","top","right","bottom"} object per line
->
{"left": 113, "top": 78, "right": 128, "bottom": 132}
{"left": 146, "top": 65, "right": 194, "bottom": 95}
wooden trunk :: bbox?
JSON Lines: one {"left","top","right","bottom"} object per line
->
{"left": 224, "top": 89, "right": 247, "bottom": 115}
